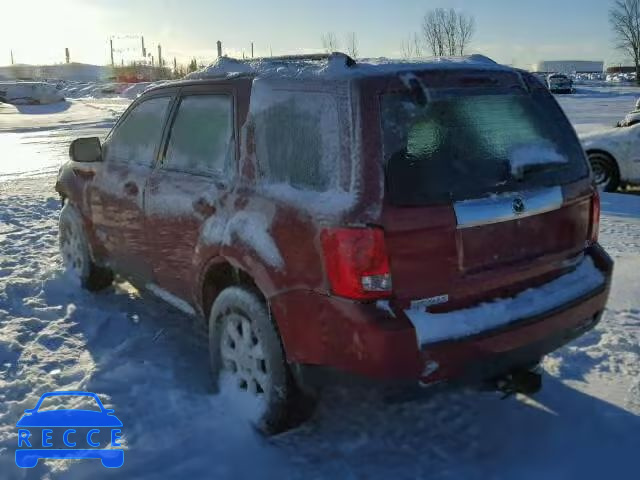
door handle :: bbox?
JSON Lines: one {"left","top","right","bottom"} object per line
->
{"left": 193, "top": 197, "right": 216, "bottom": 216}
{"left": 123, "top": 181, "right": 139, "bottom": 196}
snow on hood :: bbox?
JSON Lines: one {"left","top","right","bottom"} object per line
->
{"left": 186, "top": 54, "right": 508, "bottom": 80}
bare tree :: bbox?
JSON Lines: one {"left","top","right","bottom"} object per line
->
{"left": 422, "top": 8, "right": 475, "bottom": 57}
{"left": 422, "top": 10, "right": 445, "bottom": 56}
{"left": 345, "top": 32, "right": 359, "bottom": 59}
{"left": 401, "top": 33, "right": 423, "bottom": 58}
{"left": 610, "top": 0, "right": 640, "bottom": 85}
{"left": 321, "top": 32, "right": 340, "bottom": 53}
{"left": 457, "top": 12, "right": 475, "bottom": 55}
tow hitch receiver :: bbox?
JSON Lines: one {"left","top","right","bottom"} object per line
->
{"left": 494, "top": 368, "right": 543, "bottom": 398}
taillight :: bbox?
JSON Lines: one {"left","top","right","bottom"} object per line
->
{"left": 320, "top": 228, "right": 392, "bottom": 300}
{"left": 589, "top": 190, "right": 601, "bottom": 245}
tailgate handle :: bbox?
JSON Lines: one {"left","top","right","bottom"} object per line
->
{"left": 123, "top": 181, "right": 139, "bottom": 196}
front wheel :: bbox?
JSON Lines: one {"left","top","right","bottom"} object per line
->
{"left": 588, "top": 152, "right": 620, "bottom": 192}
{"left": 208, "top": 286, "right": 314, "bottom": 434}
{"left": 58, "top": 202, "right": 113, "bottom": 291}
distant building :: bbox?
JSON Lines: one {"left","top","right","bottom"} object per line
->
{"left": 531, "top": 60, "right": 604, "bottom": 74}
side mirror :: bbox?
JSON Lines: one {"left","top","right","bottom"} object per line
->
{"left": 70, "top": 137, "right": 102, "bottom": 163}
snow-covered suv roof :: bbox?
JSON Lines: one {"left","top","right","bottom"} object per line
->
{"left": 184, "top": 52, "right": 510, "bottom": 81}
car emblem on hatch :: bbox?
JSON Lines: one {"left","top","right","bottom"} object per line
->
{"left": 512, "top": 197, "right": 526, "bottom": 215}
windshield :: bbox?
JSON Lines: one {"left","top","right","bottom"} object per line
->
{"left": 381, "top": 89, "right": 589, "bottom": 205}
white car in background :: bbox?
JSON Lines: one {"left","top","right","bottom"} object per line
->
{"left": 581, "top": 118, "right": 640, "bottom": 191}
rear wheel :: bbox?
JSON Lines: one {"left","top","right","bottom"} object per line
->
{"left": 588, "top": 151, "right": 620, "bottom": 192}
{"left": 208, "top": 286, "right": 314, "bottom": 434}
{"left": 58, "top": 203, "right": 113, "bottom": 291}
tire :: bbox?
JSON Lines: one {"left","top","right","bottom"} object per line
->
{"left": 58, "top": 202, "right": 113, "bottom": 291}
{"left": 588, "top": 151, "right": 620, "bottom": 192}
{"left": 208, "top": 286, "right": 314, "bottom": 434}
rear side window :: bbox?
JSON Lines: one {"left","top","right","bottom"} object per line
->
{"left": 107, "top": 97, "right": 171, "bottom": 166}
{"left": 381, "top": 90, "right": 588, "bottom": 205}
{"left": 253, "top": 92, "right": 340, "bottom": 191}
{"left": 164, "top": 95, "right": 234, "bottom": 176}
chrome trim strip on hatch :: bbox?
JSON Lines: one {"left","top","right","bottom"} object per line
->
{"left": 453, "top": 186, "right": 563, "bottom": 229}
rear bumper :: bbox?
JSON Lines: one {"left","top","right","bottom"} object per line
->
{"left": 272, "top": 245, "right": 613, "bottom": 387}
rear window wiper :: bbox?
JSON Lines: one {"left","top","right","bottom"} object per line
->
{"left": 512, "top": 162, "right": 567, "bottom": 181}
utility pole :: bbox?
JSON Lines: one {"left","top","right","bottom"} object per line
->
{"left": 251, "top": 42, "right": 254, "bottom": 58}
{"left": 173, "top": 57, "right": 177, "bottom": 71}
{"left": 65, "top": 48, "right": 70, "bottom": 64}
{"left": 217, "top": 40, "right": 222, "bottom": 58}
{"left": 110, "top": 39, "right": 114, "bottom": 67}
{"left": 158, "top": 44, "right": 162, "bottom": 67}
{"left": 10, "top": 49, "right": 14, "bottom": 65}
{"left": 141, "top": 36, "right": 146, "bottom": 58}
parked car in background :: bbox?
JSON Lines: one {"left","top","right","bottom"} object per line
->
{"left": 581, "top": 121, "right": 640, "bottom": 192}
{"left": 55, "top": 53, "right": 612, "bottom": 434}
{"left": 0, "top": 81, "right": 65, "bottom": 105}
{"left": 547, "top": 73, "right": 574, "bottom": 94}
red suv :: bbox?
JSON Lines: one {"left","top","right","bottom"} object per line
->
{"left": 56, "top": 54, "right": 613, "bottom": 433}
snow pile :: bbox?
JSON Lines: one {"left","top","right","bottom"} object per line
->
{"left": 508, "top": 141, "right": 567, "bottom": 177}
{"left": 406, "top": 256, "right": 605, "bottom": 346}
{"left": 0, "top": 82, "right": 64, "bottom": 105}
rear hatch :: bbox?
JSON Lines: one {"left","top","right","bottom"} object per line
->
{"left": 377, "top": 69, "right": 593, "bottom": 310}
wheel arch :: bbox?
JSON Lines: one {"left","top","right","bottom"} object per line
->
{"left": 586, "top": 148, "right": 621, "bottom": 176}
{"left": 198, "top": 256, "right": 268, "bottom": 322}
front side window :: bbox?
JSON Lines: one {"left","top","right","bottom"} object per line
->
{"left": 106, "top": 96, "right": 171, "bottom": 166}
{"left": 164, "top": 95, "right": 234, "bottom": 176}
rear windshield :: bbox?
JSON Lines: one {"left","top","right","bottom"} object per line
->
{"left": 381, "top": 89, "right": 588, "bottom": 205}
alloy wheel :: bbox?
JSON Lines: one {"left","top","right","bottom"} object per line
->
{"left": 219, "top": 313, "right": 270, "bottom": 404}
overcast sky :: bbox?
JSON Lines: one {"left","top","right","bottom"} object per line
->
{"left": 0, "top": 0, "right": 628, "bottom": 68}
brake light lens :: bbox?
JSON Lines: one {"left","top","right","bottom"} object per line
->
{"left": 589, "top": 190, "right": 600, "bottom": 245}
{"left": 320, "top": 228, "right": 392, "bottom": 300}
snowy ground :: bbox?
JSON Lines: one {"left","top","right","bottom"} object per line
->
{"left": 0, "top": 86, "right": 639, "bottom": 479}
{"left": 557, "top": 83, "right": 640, "bottom": 135}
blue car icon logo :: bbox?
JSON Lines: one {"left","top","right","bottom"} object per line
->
{"left": 15, "top": 391, "right": 124, "bottom": 468}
